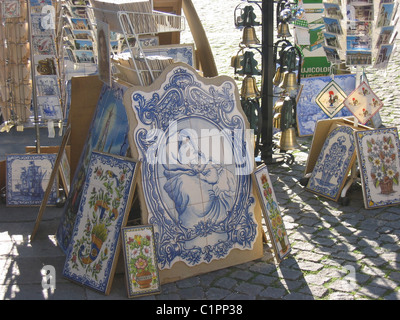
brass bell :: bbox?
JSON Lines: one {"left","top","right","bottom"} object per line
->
{"left": 231, "top": 54, "right": 243, "bottom": 69}
{"left": 279, "top": 127, "right": 300, "bottom": 151}
{"left": 273, "top": 113, "right": 281, "bottom": 129}
{"left": 273, "top": 99, "right": 284, "bottom": 129}
{"left": 277, "top": 21, "right": 291, "bottom": 38}
{"left": 279, "top": 71, "right": 298, "bottom": 92}
{"left": 241, "top": 26, "right": 260, "bottom": 46}
{"left": 273, "top": 66, "right": 283, "bottom": 86}
{"left": 240, "top": 75, "right": 260, "bottom": 99}
{"left": 273, "top": 99, "right": 284, "bottom": 113}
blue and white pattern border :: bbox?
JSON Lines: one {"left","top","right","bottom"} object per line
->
{"left": 128, "top": 63, "right": 258, "bottom": 270}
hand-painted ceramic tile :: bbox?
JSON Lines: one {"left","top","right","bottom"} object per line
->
{"left": 343, "top": 81, "right": 383, "bottom": 125}
{"left": 143, "top": 44, "right": 196, "bottom": 67}
{"left": 29, "top": 0, "right": 52, "bottom": 12}
{"left": 35, "top": 55, "right": 57, "bottom": 76}
{"left": 56, "top": 82, "right": 131, "bottom": 253}
{"left": 315, "top": 80, "right": 347, "bottom": 118}
{"left": 30, "top": 13, "right": 54, "bottom": 36}
{"left": 253, "top": 164, "right": 291, "bottom": 262}
{"left": 297, "top": 74, "right": 355, "bottom": 137}
{"left": 2, "top": 1, "right": 20, "bottom": 18}
{"left": 121, "top": 225, "right": 161, "bottom": 298}
{"left": 306, "top": 125, "right": 357, "bottom": 201}
{"left": 32, "top": 35, "right": 57, "bottom": 56}
{"left": 36, "top": 76, "right": 60, "bottom": 96}
{"left": 37, "top": 96, "right": 63, "bottom": 120}
{"left": 355, "top": 127, "right": 400, "bottom": 209}
{"left": 6, "top": 154, "right": 58, "bottom": 206}
{"left": 62, "top": 151, "right": 138, "bottom": 295}
{"left": 125, "top": 63, "right": 258, "bottom": 269}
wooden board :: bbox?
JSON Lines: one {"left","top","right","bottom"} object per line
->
{"left": 154, "top": 0, "right": 182, "bottom": 45}
{"left": 68, "top": 76, "right": 103, "bottom": 178}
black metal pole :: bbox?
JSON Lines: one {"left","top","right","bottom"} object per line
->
{"left": 260, "top": 0, "right": 274, "bottom": 164}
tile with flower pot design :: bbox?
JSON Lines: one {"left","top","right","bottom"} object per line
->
{"left": 121, "top": 225, "right": 161, "bottom": 298}
{"left": 252, "top": 164, "right": 291, "bottom": 263}
{"left": 62, "top": 151, "right": 139, "bottom": 295}
{"left": 306, "top": 125, "right": 357, "bottom": 202}
{"left": 355, "top": 127, "right": 400, "bottom": 209}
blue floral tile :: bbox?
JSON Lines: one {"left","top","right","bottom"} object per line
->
{"left": 306, "top": 125, "right": 357, "bottom": 201}
{"left": 355, "top": 127, "right": 400, "bottom": 209}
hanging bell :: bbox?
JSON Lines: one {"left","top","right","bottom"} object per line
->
{"left": 273, "top": 113, "right": 281, "bottom": 129}
{"left": 273, "top": 99, "right": 284, "bottom": 129}
{"left": 277, "top": 21, "right": 291, "bottom": 38}
{"left": 241, "top": 26, "right": 260, "bottom": 46}
{"left": 273, "top": 99, "right": 284, "bottom": 113}
{"left": 231, "top": 54, "right": 243, "bottom": 69}
{"left": 273, "top": 66, "right": 283, "bottom": 86}
{"left": 279, "top": 71, "right": 298, "bottom": 93}
{"left": 241, "top": 75, "right": 260, "bottom": 99}
{"left": 279, "top": 127, "right": 300, "bottom": 151}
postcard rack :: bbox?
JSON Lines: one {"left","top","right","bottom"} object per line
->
{"left": 119, "top": 10, "right": 185, "bottom": 85}
{"left": 91, "top": 5, "right": 185, "bottom": 86}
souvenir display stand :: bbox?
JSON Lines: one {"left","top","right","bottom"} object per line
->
{"left": 231, "top": 0, "right": 305, "bottom": 167}
{"left": 0, "top": 0, "right": 66, "bottom": 206}
{"left": 300, "top": 0, "right": 398, "bottom": 207}
{"left": 1, "top": 0, "right": 65, "bottom": 154}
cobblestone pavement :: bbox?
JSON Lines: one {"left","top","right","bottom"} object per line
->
{"left": 1, "top": 0, "right": 400, "bottom": 301}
